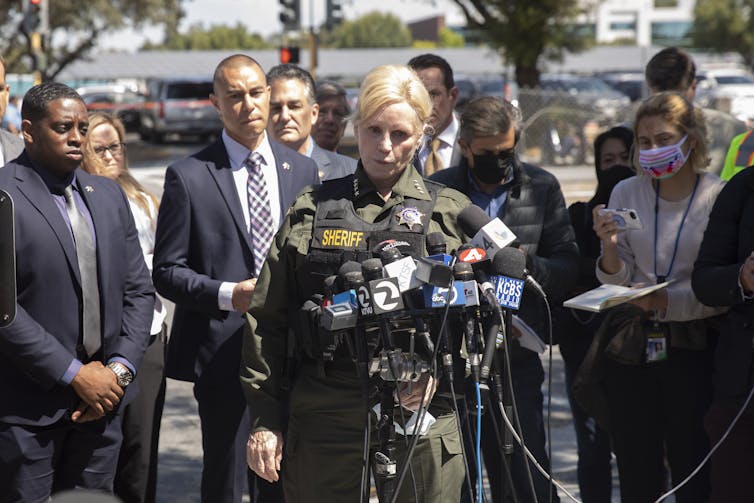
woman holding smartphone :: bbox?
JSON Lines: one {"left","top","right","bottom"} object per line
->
{"left": 592, "top": 92, "right": 726, "bottom": 503}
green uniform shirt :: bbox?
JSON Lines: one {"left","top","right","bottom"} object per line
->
{"left": 240, "top": 163, "right": 472, "bottom": 432}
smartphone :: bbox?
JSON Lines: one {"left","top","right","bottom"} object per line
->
{"left": 597, "top": 208, "right": 643, "bottom": 231}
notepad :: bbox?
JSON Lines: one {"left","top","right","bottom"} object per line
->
{"left": 562, "top": 282, "right": 672, "bottom": 313}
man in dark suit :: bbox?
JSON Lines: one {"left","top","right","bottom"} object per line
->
{"left": 0, "top": 56, "right": 23, "bottom": 165}
{"left": 152, "top": 54, "right": 319, "bottom": 503}
{"left": 408, "top": 53, "right": 463, "bottom": 176}
{"left": 0, "top": 82, "right": 154, "bottom": 500}
{"left": 266, "top": 64, "right": 356, "bottom": 181}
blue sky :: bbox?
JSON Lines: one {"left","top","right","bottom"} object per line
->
{"left": 100, "top": 0, "right": 466, "bottom": 51}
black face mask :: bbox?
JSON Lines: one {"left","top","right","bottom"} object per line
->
{"left": 470, "top": 152, "right": 515, "bottom": 184}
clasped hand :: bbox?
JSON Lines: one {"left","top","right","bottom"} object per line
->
{"left": 70, "top": 361, "right": 124, "bottom": 423}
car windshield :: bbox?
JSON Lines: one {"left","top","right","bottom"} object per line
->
{"left": 545, "top": 77, "right": 614, "bottom": 93}
{"left": 166, "top": 83, "right": 213, "bottom": 100}
{"left": 716, "top": 75, "right": 754, "bottom": 85}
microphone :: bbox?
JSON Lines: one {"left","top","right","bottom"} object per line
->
{"left": 490, "top": 248, "right": 526, "bottom": 311}
{"left": 457, "top": 205, "right": 516, "bottom": 258}
{"left": 321, "top": 265, "right": 361, "bottom": 332}
{"left": 361, "top": 258, "right": 404, "bottom": 317}
{"left": 479, "top": 248, "right": 526, "bottom": 381}
{"left": 454, "top": 262, "right": 482, "bottom": 381}
{"left": 321, "top": 275, "right": 338, "bottom": 307}
{"left": 380, "top": 247, "right": 422, "bottom": 293}
{"left": 426, "top": 232, "right": 447, "bottom": 255}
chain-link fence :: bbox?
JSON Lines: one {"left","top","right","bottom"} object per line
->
{"left": 515, "top": 86, "right": 636, "bottom": 168}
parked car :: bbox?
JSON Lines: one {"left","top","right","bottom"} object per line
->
{"left": 597, "top": 72, "right": 647, "bottom": 102}
{"left": 453, "top": 76, "right": 480, "bottom": 112}
{"left": 696, "top": 68, "right": 754, "bottom": 124}
{"left": 476, "top": 76, "right": 520, "bottom": 108}
{"left": 139, "top": 78, "right": 221, "bottom": 143}
{"left": 76, "top": 85, "right": 146, "bottom": 132}
{"left": 537, "top": 74, "right": 631, "bottom": 120}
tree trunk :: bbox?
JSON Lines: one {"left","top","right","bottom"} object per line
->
{"left": 515, "top": 64, "right": 541, "bottom": 88}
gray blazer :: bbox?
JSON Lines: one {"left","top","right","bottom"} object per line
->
{"left": 0, "top": 130, "right": 23, "bottom": 166}
{"left": 311, "top": 141, "right": 357, "bottom": 181}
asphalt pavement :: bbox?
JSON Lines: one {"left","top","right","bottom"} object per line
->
{"left": 131, "top": 153, "right": 622, "bottom": 503}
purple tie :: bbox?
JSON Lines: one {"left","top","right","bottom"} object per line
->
{"left": 246, "top": 152, "right": 274, "bottom": 277}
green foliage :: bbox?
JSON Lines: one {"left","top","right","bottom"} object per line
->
{"left": 331, "top": 11, "right": 412, "bottom": 48}
{"left": 438, "top": 27, "right": 465, "bottom": 48}
{"left": 692, "top": 0, "right": 754, "bottom": 68}
{"left": 451, "top": 0, "right": 595, "bottom": 87}
{"left": 0, "top": 0, "right": 184, "bottom": 80}
{"left": 143, "top": 22, "right": 272, "bottom": 51}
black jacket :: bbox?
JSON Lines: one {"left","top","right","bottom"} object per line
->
{"left": 692, "top": 168, "right": 754, "bottom": 407}
{"left": 430, "top": 160, "right": 579, "bottom": 357}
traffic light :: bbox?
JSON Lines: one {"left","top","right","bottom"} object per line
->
{"left": 326, "top": 0, "right": 344, "bottom": 30}
{"left": 279, "top": 46, "right": 300, "bottom": 65}
{"left": 23, "top": 0, "right": 43, "bottom": 32}
{"left": 279, "top": 0, "right": 300, "bottom": 31}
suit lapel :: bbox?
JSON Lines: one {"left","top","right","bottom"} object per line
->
{"left": 270, "top": 141, "right": 293, "bottom": 222}
{"left": 204, "top": 142, "right": 254, "bottom": 254}
{"left": 14, "top": 163, "right": 81, "bottom": 285}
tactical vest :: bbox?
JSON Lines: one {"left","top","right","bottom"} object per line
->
{"left": 294, "top": 174, "right": 443, "bottom": 302}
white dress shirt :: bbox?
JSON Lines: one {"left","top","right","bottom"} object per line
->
{"left": 218, "top": 130, "right": 282, "bottom": 311}
{"left": 419, "top": 113, "right": 459, "bottom": 170}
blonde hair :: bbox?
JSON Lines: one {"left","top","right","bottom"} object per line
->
{"left": 633, "top": 91, "right": 710, "bottom": 174}
{"left": 82, "top": 113, "right": 160, "bottom": 221}
{"left": 354, "top": 65, "right": 432, "bottom": 138}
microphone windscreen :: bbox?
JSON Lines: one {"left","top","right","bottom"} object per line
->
{"left": 338, "top": 260, "right": 362, "bottom": 276}
{"left": 458, "top": 205, "right": 492, "bottom": 237}
{"left": 426, "top": 232, "right": 447, "bottom": 255}
{"left": 453, "top": 261, "right": 474, "bottom": 281}
{"left": 361, "top": 258, "right": 384, "bottom": 281}
{"left": 379, "top": 246, "right": 403, "bottom": 265}
{"left": 343, "top": 270, "right": 364, "bottom": 290}
{"left": 491, "top": 248, "right": 526, "bottom": 279}
{"left": 373, "top": 238, "right": 414, "bottom": 258}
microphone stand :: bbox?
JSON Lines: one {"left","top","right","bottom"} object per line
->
{"left": 375, "top": 317, "right": 399, "bottom": 503}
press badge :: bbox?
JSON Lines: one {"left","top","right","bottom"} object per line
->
{"left": 645, "top": 322, "right": 668, "bottom": 363}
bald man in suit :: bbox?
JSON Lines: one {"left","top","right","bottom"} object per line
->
{"left": 153, "top": 54, "right": 319, "bottom": 503}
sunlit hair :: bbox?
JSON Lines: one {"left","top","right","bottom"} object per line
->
{"left": 354, "top": 65, "right": 432, "bottom": 139}
{"left": 81, "top": 113, "right": 160, "bottom": 222}
{"left": 633, "top": 91, "right": 709, "bottom": 174}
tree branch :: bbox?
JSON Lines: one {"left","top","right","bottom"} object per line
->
{"left": 46, "top": 28, "right": 102, "bottom": 81}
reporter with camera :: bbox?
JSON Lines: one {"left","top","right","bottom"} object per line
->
{"left": 593, "top": 92, "right": 726, "bottom": 502}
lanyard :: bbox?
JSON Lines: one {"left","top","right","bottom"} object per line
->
{"left": 653, "top": 175, "right": 700, "bottom": 284}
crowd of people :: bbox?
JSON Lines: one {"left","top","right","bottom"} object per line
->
{"left": 0, "top": 44, "right": 753, "bottom": 503}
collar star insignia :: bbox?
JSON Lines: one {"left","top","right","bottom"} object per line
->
{"left": 396, "top": 206, "right": 424, "bottom": 230}
{"left": 353, "top": 177, "right": 360, "bottom": 198}
{"left": 84, "top": 186, "right": 94, "bottom": 193}
{"left": 412, "top": 179, "right": 425, "bottom": 194}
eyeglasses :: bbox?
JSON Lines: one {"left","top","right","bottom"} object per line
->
{"left": 93, "top": 142, "right": 126, "bottom": 158}
{"left": 319, "top": 108, "right": 347, "bottom": 123}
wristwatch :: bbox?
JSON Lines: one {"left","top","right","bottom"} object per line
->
{"left": 107, "top": 362, "right": 133, "bottom": 388}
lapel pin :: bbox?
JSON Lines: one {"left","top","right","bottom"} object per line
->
{"left": 282, "top": 162, "right": 291, "bottom": 171}
{"left": 85, "top": 186, "right": 94, "bottom": 193}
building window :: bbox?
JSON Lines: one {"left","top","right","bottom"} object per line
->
{"left": 655, "top": 0, "right": 678, "bottom": 7}
{"left": 651, "top": 21, "right": 692, "bottom": 46}
{"left": 610, "top": 21, "right": 636, "bottom": 31}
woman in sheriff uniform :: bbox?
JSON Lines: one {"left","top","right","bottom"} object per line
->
{"left": 240, "top": 64, "right": 472, "bottom": 502}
